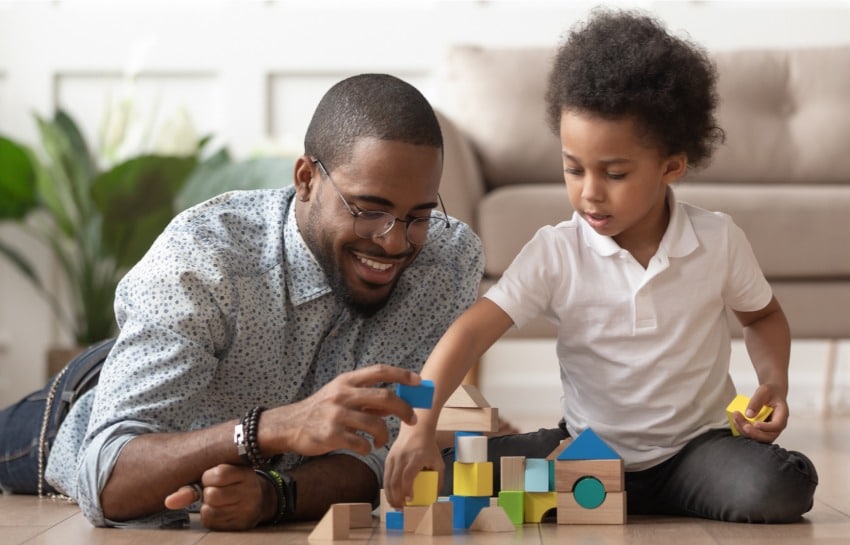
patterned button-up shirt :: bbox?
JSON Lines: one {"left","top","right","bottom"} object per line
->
{"left": 46, "top": 186, "right": 483, "bottom": 527}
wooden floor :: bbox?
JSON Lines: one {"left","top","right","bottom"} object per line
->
{"left": 2, "top": 415, "right": 848, "bottom": 544}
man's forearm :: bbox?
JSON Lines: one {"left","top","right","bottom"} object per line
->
{"left": 287, "top": 454, "right": 379, "bottom": 521}
{"left": 100, "top": 420, "right": 240, "bottom": 521}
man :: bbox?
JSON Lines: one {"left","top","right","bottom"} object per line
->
{"left": 0, "top": 74, "right": 484, "bottom": 530}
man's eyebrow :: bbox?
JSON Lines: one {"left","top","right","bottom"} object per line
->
{"left": 352, "top": 194, "right": 437, "bottom": 211}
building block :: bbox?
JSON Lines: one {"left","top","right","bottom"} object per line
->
{"left": 414, "top": 501, "right": 453, "bottom": 536}
{"left": 497, "top": 490, "right": 524, "bottom": 526}
{"left": 523, "top": 491, "right": 557, "bottom": 523}
{"left": 500, "top": 456, "right": 525, "bottom": 491}
{"left": 403, "top": 505, "right": 429, "bottom": 532}
{"left": 335, "top": 502, "right": 372, "bottom": 528}
{"left": 524, "top": 458, "right": 550, "bottom": 492}
{"left": 557, "top": 490, "right": 626, "bottom": 524}
{"left": 407, "top": 470, "right": 438, "bottom": 506}
{"left": 396, "top": 379, "right": 434, "bottom": 409}
{"left": 309, "top": 503, "right": 351, "bottom": 541}
{"left": 450, "top": 495, "right": 490, "bottom": 529}
{"left": 445, "top": 383, "right": 491, "bottom": 408}
{"left": 557, "top": 428, "right": 620, "bottom": 461}
{"left": 470, "top": 505, "right": 516, "bottom": 532}
{"left": 573, "top": 477, "right": 606, "bottom": 509}
{"left": 385, "top": 510, "right": 404, "bottom": 531}
{"left": 726, "top": 394, "right": 773, "bottom": 436}
{"left": 555, "top": 458, "right": 624, "bottom": 492}
{"left": 454, "top": 431, "right": 484, "bottom": 461}
{"left": 437, "top": 407, "right": 499, "bottom": 432}
{"left": 456, "top": 434, "right": 488, "bottom": 463}
{"left": 546, "top": 438, "right": 573, "bottom": 460}
{"left": 453, "top": 461, "right": 493, "bottom": 496}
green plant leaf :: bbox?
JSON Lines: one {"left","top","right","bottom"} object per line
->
{"left": 176, "top": 155, "right": 294, "bottom": 211}
{"left": 0, "top": 136, "right": 39, "bottom": 219}
{"left": 91, "top": 154, "right": 198, "bottom": 269}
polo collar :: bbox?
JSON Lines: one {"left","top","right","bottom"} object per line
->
{"left": 578, "top": 187, "right": 699, "bottom": 259}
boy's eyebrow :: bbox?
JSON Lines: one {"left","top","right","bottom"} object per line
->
{"left": 563, "top": 152, "right": 633, "bottom": 166}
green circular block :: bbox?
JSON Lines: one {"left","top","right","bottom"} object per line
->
{"left": 573, "top": 476, "right": 606, "bottom": 509}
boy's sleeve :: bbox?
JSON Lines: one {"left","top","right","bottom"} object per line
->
{"left": 722, "top": 219, "right": 773, "bottom": 312}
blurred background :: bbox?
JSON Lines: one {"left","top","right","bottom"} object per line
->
{"left": 1, "top": 0, "right": 849, "bottom": 429}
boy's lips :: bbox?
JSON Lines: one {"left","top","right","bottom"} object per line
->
{"left": 584, "top": 211, "right": 612, "bottom": 229}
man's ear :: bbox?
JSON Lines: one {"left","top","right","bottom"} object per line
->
{"left": 661, "top": 153, "right": 688, "bottom": 184}
{"left": 293, "top": 156, "right": 316, "bottom": 201}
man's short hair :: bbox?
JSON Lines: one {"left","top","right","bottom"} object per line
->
{"left": 305, "top": 74, "right": 443, "bottom": 171}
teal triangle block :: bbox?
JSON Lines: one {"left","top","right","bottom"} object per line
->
{"left": 557, "top": 428, "right": 620, "bottom": 460}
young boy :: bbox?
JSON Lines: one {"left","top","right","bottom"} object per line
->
{"left": 384, "top": 10, "right": 817, "bottom": 523}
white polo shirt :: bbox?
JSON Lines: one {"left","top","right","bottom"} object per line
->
{"left": 485, "top": 189, "right": 772, "bottom": 470}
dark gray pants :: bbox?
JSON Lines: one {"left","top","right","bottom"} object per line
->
{"left": 440, "top": 421, "right": 817, "bottom": 523}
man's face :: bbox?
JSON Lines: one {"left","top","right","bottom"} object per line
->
{"left": 295, "top": 138, "right": 443, "bottom": 316}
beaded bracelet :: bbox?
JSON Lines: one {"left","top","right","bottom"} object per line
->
{"left": 255, "top": 469, "right": 287, "bottom": 525}
{"left": 235, "top": 406, "right": 279, "bottom": 469}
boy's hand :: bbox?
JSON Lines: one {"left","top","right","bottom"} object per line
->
{"left": 733, "top": 383, "right": 788, "bottom": 443}
{"left": 383, "top": 425, "right": 444, "bottom": 508}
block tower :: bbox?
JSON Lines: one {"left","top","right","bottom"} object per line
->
{"left": 554, "top": 428, "right": 626, "bottom": 524}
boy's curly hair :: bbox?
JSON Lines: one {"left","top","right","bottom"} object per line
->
{"left": 545, "top": 9, "right": 724, "bottom": 169}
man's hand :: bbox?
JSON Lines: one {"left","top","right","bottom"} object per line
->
{"left": 260, "top": 364, "right": 421, "bottom": 457}
{"left": 732, "top": 383, "right": 789, "bottom": 443}
{"left": 164, "top": 464, "right": 272, "bottom": 531}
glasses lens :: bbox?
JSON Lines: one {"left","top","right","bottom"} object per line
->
{"left": 354, "top": 211, "right": 396, "bottom": 239}
{"left": 408, "top": 212, "right": 448, "bottom": 245}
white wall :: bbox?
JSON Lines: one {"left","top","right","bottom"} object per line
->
{"left": 2, "top": 0, "right": 850, "bottom": 411}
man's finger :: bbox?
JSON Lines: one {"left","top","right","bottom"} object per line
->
{"left": 344, "top": 364, "right": 421, "bottom": 388}
{"left": 164, "top": 483, "right": 202, "bottom": 510}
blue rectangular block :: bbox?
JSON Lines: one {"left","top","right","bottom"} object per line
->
{"left": 385, "top": 510, "right": 404, "bottom": 530}
{"left": 396, "top": 379, "right": 434, "bottom": 409}
{"left": 449, "top": 495, "right": 489, "bottom": 529}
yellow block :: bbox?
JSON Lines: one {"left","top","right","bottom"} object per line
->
{"left": 523, "top": 491, "right": 557, "bottom": 523}
{"left": 453, "top": 461, "right": 493, "bottom": 497}
{"left": 407, "top": 470, "right": 439, "bottom": 506}
{"left": 726, "top": 394, "right": 773, "bottom": 436}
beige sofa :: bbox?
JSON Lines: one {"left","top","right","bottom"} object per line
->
{"left": 435, "top": 45, "right": 850, "bottom": 395}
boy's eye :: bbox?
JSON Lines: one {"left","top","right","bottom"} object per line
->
{"left": 607, "top": 172, "right": 626, "bottom": 180}
{"left": 564, "top": 167, "right": 583, "bottom": 176}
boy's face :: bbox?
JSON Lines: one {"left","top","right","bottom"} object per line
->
{"left": 559, "top": 109, "right": 686, "bottom": 253}
{"left": 295, "top": 138, "right": 443, "bottom": 316}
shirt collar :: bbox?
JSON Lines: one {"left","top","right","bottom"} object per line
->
{"left": 578, "top": 187, "right": 699, "bottom": 259}
{"left": 283, "top": 190, "right": 333, "bottom": 306}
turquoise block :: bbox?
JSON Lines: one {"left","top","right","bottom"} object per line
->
{"left": 524, "top": 458, "right": 549, "bottom": 492}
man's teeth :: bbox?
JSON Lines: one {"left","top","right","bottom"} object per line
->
{"left": 359, "top": 256, "right": 392, "bottom": 271}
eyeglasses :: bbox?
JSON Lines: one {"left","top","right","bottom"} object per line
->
{"left": 312, "top": 158, "right": 450, "bottom": 246}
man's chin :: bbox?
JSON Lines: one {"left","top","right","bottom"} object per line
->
{"left": 338, "top": 284, "right": 393, "bottom": 318}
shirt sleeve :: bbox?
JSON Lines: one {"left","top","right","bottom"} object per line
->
{"left": 721, "top": 216, "right": 773, "bottom": 312}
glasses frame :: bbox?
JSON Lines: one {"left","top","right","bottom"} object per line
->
{"left": 311, "top": 158, "right": 451, "bottom": 246}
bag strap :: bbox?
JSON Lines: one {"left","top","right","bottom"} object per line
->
{"left": 53, "top": 338, "right": 116, "bottom": 427}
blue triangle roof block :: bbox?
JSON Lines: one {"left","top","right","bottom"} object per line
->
{"left": 557, "top": 428, "right": 621, "bottom": 461}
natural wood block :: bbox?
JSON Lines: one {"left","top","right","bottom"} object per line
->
{"left": 437, "top": 407, "right": 499, "bottom": 432}
{"left": 557, "top": 490, "right": 627, "bottom": 525}
{"left": 308, "top": 503, "right": 350, "bottom": 541}
{"left": 555, "top": 459, "right": 624, "bottom": 492}
{"left": 414, "top": 501, "right": 453, "bottom": 536}
{"left": 500, "top": 456, "right": 525, "bottom": 491}
{"left": 445, "top": 383, "right": 491, "bottom": 408}
{"left": 546, "top": 438, "right": 573, "bottom": 460}
{"left": 335, "top": 502, "right": 372, "bottom": 528}
{"left": 403, "top": 505, "right": 429, "bottom": 532}
{"left": 470, "top": 505, "right": 516, "bottom": 532}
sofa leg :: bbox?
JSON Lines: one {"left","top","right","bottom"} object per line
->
{"left": 821, "top": 339, "right": 839, "bottom": 417}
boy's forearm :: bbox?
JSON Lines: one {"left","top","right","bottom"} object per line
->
{"left": 741, "top": 298, "right": 791, "bottom": 397}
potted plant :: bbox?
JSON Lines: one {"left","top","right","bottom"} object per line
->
{"left": 0, "top": 110, "right": 295, "bottom": 373}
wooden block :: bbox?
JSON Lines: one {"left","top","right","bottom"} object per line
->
{"left": 450, "top": 495, "right": 490, "bottom": 529}
{"left": 407, "top": 470, "right": 439, "bottom": 506}
{"left": 498, "top": 490, "right": 524, "bottom": 526}
{"left": 309, "top": 503, "right": 350, "bottom": 541}
{"left": 453, "top": 461, "right": 493, "bottom": 496}
{"left": 396, "top": 379, "right": 434, "bottom": 408}
{"left": 470, "top": 505, "right": 516, "bottom": 532}
{"left": 403, "top": 505, "right": 429, "bottom": 532}
{"left": 414, "top": 501, "right": 453, "bottom": 536}
{"left": 385, "top": 510, "right": 403, "bottom": 531}
{"left": 437, "top": 407, "right": 499, "bottom": 432}
{"left": 546, "top": 438, "right": 573, "bottom": 460}
{"left": 379, "top": 489, "right": 390, "bottom": 522}
{"left": 557, "top": 490, "right": 626, "bottom": 525}
{"left": 445, "top": 383, "right": 491, "bottom": 408}
{"left": 335, "top": 502, "right": 372, "bottom": 528}
{"left": 524, "top": 458, "right": 549, "bottom": 492}
{"left": 457, "top": 434, "right": 488, "bottom": 463}
{"left": 555, "top": 458, "right": 624, "bottom": 492}
{"left": 500, "top": 456, "right": 525, "bottom": 491}
{"left": 726, "top": 394, "right": 773, "bottom": 436}
{"left": 557, "top": 428, "right": 620, "bottom": 461}
{"left": 523, "top": 491, "right": 557, "bottom": 523}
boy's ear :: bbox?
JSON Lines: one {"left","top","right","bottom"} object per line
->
{"left": 661, "top": 153, "right": 688, "bottom": 184}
